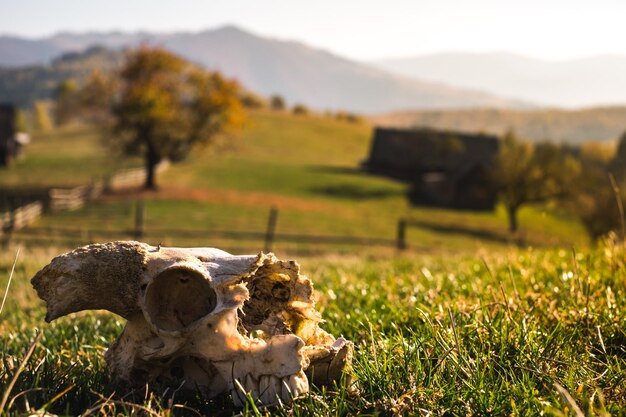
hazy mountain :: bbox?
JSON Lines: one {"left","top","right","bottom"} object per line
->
{"left": 371, "top": 52, "right": 626, "bottom": 108}
{"left": 0, "top": 47, "right": 123, "bottom": 107}
{"left": 0, "top": 26, "right": 524, "bottom": 112}
{"left": 0, "top": 32, "right": 161, "bottom": 67}
{"left": 0, "top": 36, "right": 63, "bottom": 67}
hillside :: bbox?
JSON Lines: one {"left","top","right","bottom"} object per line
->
{"left": 0, "top": 122, "right": 140, "bottom": 188}
{"left": 0, "top": 26, "right": 523, "bottom": 112}
{"left": 371, "top": 52, "right": 626, "bottom": 108}
{"left": 372, "top": 106, "right": 626, "bottom": 143}
{"left": 0, "top": 46, "right": 122, "bottom": 107}
{"left": 0, "top": 35, "right": 63, "bottom": 67}
{"left": 5, "top": 111, "right": 587, "bottom": 253}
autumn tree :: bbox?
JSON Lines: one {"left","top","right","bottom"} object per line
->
{"left": 270, "top": 95, "right": 285, "bottom": 110}
{"left": 110, "top": 47, "right": 244, "bottom": 189}
{"left": 15, "top": 109, "right": 28, "bottom": 132}
{"left": 292, "top": 103, "right": 309, "bottom": 115}
{"left": 566, "top": 142, "right": 626, "bottom": 241}
{"left": 53, "top": 79, "right": 79, "bottom": 125}
{"left": 33, "top": 101, "right": 53, "bottom": 131}
{"left": 79, "top": 70, "right": 117, "bottom": 124}
{"left": 610, "top": 130, "right": 626, "bottom": 181}
{"left": 239, "top": 91, "right": 266, "bottom": 109}
{"left": 491, "top": 131, "right": 580, "bottom": 233}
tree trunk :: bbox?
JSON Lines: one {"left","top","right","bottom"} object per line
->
{"left": 145, "top": 143, "right": 160, "bottom": 190}
{"left": 507, "top": 205, "right": 519, "bottom": 233}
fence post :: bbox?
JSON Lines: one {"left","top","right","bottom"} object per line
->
{"left": 103, "top": 174, "right": 112, "bottom": 192}
{"left": 264, "top": 206, "right": 279, "bottom": 253}
{"left": 134, "top": 201, "right": 145, "bottom": 240}
{"left": 396, "top": 218, "right": 407, "bottom": 250}
{"left": 2, "top": 209, "right": 15, "bottom": 248}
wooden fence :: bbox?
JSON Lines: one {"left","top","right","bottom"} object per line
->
{"left": 105, "top": 161, "right": 170, "bottom": 190}
{"left": 49, "top": 186, "right": 90, "bottom": 211}
{"left": 49, "top": 161, "right": 170, "bottom": 212}
{"left": 0, "top": 161, "right": 170, "bottom": 235}
{"left": 0, "top": 201, "right": 43, "bottom": 232}
{"left": 7, "top": 205, "right": 409, "bottom": 253}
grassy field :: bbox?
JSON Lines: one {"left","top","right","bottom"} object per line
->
{"left": 0, "top": 124, "right": 141, "bottom": 189}
{"left": 8, "top": 110, "right": 588, "bottom": 254}
{"left": 0, "top": 111, "right": 624, "bottom": 415}
{"left": 0, "top": 240, "right": 625, "bottom": 415}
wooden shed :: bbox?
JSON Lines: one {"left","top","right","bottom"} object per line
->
{"left": 364, "top": 127, "right": 500, "bottom": 210}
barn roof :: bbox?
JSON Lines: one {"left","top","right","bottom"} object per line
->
{"left": 366, "top": 127, "right": 499, "bottom": 179}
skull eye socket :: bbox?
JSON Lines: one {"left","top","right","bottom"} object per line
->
{"left": 145, "top": 266, "right": 217, "bottom": 331}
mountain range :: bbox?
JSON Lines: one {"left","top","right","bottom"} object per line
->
{"left": 0, "top": 26, "right": 522, "bottom": 112}
{"left": 371, "top": 52, "right": 626, "bottom": 108}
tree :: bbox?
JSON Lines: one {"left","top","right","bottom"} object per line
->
{"left": 610, "top": 130, "right": 626, "bottom": 181}
{"left": 334, "top": 110, "right": 363, "bottom": 124}
{"left": 79, "top": 70, "right": 117, "bottom": 124}
{"left": 292, "top": 103, "right": 309, "bottom": 115}
{"left": 15, "top": 109, "right": 28, "bottom": 132}
{"left": 33, "top": 100, "right": 53, "bottom": 131}
{"left": 110, "top": 47, "right": 244, "bottom": 189}
{"left": 53, "top": 79, "right": 79, "bottom": 125}
{"left": 239, "top": 91, "right": 266, "bottom": 109}
{"left": 491, "top": 131, "right": 580, "bottom": 233}
{"left": 270, "top": 95, "right": 285, "bottom": 111}
{"left": 567, "top": 144, "right": 626, "bottom": 241}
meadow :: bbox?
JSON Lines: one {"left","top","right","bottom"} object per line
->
{"left": 0, "top": 124, "right": 141, "bottom": 189}
{"left": 1, "top": 110, "right": 623, "bottom": 416}
{"left": 6, "top": 110, "right": 587, "bottom": 254}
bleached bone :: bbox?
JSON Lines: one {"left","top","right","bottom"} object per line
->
{"left": 31, "top": 241, "right": 352, "bottom": 406}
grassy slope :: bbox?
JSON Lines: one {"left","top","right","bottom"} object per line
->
{"left": 0, "top": 124, "right": 141, "bottom": 188}
{"left": 0, "top": 242, "right": 625, "bottom": 415}
{"left": 20, "top": 110, "right": 586, "bottom": 253}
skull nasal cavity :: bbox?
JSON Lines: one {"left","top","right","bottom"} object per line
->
{"left": 145, "top": 267, "right": 217, "bottom": 331}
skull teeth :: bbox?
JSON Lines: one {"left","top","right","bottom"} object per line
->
{"left": 285, "top": 371, "right": 309, "bottom": 399}
{"left": 232, "top": 370, "right": 309, "bottom": 407}
{"left": 245, "top": 373, "right": 259, "bottom": 401}
{"left": 259, "top": 374, "right": 281, "bottom": 404}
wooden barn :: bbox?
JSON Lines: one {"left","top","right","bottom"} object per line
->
{"left": 364, "top": 127, "right": 500, "bottom": 210}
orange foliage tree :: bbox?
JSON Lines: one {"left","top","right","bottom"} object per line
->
{"left": 110, "top": 47, "right": 244, "bottom": 189}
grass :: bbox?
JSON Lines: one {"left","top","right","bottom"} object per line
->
{"left": 26, "top": 198, "right": 582, "bottom": 256}
{"left": 0, "top": 239, "right": 625, "bottom": 415}
{"left": 0, "top": 123, "right": 141, "bottom": 188}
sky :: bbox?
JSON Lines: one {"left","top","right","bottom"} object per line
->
{"left": 2, "top": 0, "right": 626, "bottom": 61}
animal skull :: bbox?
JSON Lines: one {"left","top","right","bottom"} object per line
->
{"left": 31, "top": 241, "right": 352, "bottom": 406}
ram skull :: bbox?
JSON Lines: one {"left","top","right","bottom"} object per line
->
{"left": 31, "top": 241, "right": 352, "bottom": 406}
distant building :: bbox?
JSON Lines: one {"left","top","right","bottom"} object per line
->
{"left": 364, "top": 127, "right": 500, "bottom": 210}
{"left": 0, "top": 104, "right": 27, "bottom": 167}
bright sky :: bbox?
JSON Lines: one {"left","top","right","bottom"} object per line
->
{"left": 2, "top": 0, "right": 626, "bottom": 61}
